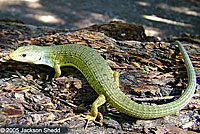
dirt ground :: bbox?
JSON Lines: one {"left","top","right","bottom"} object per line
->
{"left": 0, "top": 0, "right": 199, "bottom": 38}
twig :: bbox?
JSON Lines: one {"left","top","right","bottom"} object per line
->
{"left": 15, "top": 70, "right": 27, "bottom": 81}
{"left": 57, "top": 98, "right": 78, "bottom": 108}
{"left": 15, "top": 70, "right": 42, "bottom": 89}
{"left": 53, "top": 114, "right": 80, "bottom": 124}
{"left": 13, "top": 85, "right": 30, "bottom": 91}
{"left": 132, "top": 94, "right": 199, "bottom": 102}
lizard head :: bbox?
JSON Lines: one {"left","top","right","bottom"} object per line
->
{"left": 9, "top": 45, "right": 43, "bottom": 64}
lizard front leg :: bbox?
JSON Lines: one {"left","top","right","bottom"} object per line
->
{"left": 54, "top": 64, "right": 61, "bottom": 78}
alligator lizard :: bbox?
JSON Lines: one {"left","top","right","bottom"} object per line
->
{"left": 9, "top": 41, "right": 196, "bottom": 128}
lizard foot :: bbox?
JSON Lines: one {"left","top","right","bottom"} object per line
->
{"left": 79, "top": 114, "right": 102, "bottom": 130}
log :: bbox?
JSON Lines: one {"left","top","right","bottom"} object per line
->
{"left": 0, "top": 20, "right": 199, "bottom": 132}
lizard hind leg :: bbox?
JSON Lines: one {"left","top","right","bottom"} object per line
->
{"left": 113, "top": 70, "right": 120, "bottom": 87}
{"left": 79, "top": 94, "right": 106, "bottom": 129}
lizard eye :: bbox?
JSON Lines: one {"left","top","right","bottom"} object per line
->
{"left": 21, "top": 54, "right": 27, "bottom": 57}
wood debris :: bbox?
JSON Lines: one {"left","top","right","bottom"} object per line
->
{"left": 0, "top": 20, "right": 199, "bottom": 133}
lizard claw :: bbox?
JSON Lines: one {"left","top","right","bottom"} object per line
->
{"left": 79, "top": 114, "right": 102, "bottom": 130}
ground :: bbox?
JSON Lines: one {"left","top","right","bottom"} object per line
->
{"left": 0, "top": 0, "right": 199, "bottom": 37}
{"left": 0, "top": 0, "right": 200, "bottom": 134}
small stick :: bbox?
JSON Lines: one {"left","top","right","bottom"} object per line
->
{"left": 132, "top": 94, "right": 199, "bottom": 102}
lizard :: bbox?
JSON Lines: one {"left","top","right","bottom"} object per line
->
{"left": 9, "top": 41, "right": 196, "bottom": 129}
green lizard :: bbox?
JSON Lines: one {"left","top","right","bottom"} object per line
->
{"left": 9, "top": 41, "right": 196, "bottom": 129}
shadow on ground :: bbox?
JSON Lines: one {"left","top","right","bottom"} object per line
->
{"left": 0, "top": 0, "right": 199, "bottom": 38}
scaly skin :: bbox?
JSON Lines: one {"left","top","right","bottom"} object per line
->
{"left": 9, "top": 41, "right": 196, "bottom": 127}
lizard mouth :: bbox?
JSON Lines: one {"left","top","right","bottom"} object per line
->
{"left": 9, "top": 51, "right": 28, "bottom": 62}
